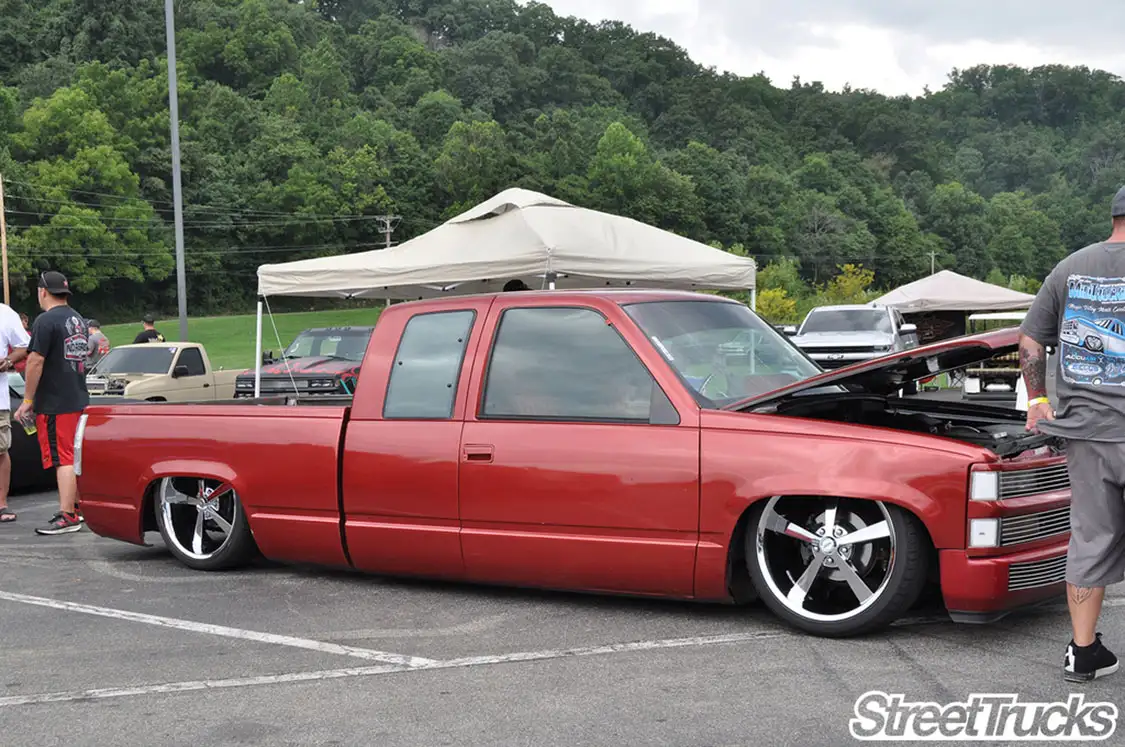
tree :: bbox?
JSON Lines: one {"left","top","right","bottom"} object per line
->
{"left": 755, "top": 288, "right": 797, "bottom": 324}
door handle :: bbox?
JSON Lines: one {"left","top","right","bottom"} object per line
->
{"left": 463, "top": 444, "right": 494, "bottom": 463}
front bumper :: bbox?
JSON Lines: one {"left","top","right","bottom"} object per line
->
{"left": 940, "top": 541, "right": 1067, "bottom": 622}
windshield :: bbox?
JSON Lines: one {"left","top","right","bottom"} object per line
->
{"left": 623, "top": 300, "right": 823, "bottom": 406}
{"left": 91, "top": 346, "right": 175, "bottom": 374}
{"left": 800, "top": 309, "right": 892, "bottom": 334}
{"left": 284, "top": 329, "right": 370, "bottom": 362}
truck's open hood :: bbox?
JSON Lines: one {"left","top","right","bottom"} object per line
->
{"left": 723, "top": 328, "right": 1020, "bottom": 411}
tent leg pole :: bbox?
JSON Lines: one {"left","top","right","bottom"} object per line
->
{"left": 254, "top": 298, "right": 263, "bottom": 398}
{"left": 750, "top": 288, "right": 756, "bottom": 311}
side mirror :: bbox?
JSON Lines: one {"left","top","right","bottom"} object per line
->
{"left": 783, "top": 326, "right": 797, "bottom": 336}
{"left": 901, "top": 324, "right": 917, "bottom": 334}
{"left": 172, "top": 364, "right": 190, "bottom": 378}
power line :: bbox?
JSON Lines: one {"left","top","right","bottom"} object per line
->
{"left": 2, "top": 178, "right": 385, "bottom": 219}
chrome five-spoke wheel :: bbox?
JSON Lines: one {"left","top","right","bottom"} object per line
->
{"left": 746, "top": 496, "right": 928, "bottom": 637}
{"left": 154, "top": 477, "right": 257, "bottom": 571}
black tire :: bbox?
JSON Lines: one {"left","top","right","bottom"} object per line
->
{"left": 745, "top": 498, "right": 929, "bottom": 638}
{"left": 153, "top": 477, "right": 258, "bottom": 571}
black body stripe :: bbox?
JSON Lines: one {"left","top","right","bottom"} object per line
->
{"left": 46, "top": 415, "right": 59, "bottom": 467}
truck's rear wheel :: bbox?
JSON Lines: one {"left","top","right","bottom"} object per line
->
{"left": 154, "top": 477, "right": 258, "bottom": 571}
{"left": 745, "top": 496, "right": 928, "bottom": 637}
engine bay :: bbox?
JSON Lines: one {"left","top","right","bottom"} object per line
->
{"left": 763, "top": 393, "right": 1061, "bottom": 458}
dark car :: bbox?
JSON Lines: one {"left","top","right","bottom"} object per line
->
{"left": 234, "top": 326, "right": 374, "bottom": 398}
{"left": 7, "top": 373, "right": 142, "bottom": 493}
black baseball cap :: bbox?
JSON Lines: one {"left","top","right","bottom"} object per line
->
{"left": 143, "top": 313, "right": 155, "bottom": 324}
{"left": 38, "top": 270, "right": 71, "bottom": 296}
{"left": 87, "top": 319, "right": 101, "bottom": 328}
{"left": 1113, "top": 186, "right": 1125, "bottom": 218}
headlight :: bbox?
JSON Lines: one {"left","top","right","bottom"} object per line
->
{"left": 74, "top": 413, "right": 89, "bottom": 477}
{"left": 236, "top": 380, "right": 253, "bottom": 390}
{"left": 969, "top": 470, "right": 1000, "bottom": 501}
{"left": 968, "top": 518, "right": 999, "bottom": 548}
{"left": 306, "top": 379, "right": 337, "bottom": 390}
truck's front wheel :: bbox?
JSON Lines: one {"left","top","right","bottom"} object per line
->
{"left": 154, "top": 477, "right": 258, "bottom": 571}
{"left": 745, "top": 496, "right": 928, "bottom": 637}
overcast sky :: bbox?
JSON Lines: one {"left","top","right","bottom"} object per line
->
{"left": 540, "top": 0, "right": 1125, "bottom": 95}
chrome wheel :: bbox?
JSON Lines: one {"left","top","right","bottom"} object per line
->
{"left": 753, "top": 496, "right": 896, "bottom": 623}
{"left": 158, "top": 477, "right": 240, "bottom": 561}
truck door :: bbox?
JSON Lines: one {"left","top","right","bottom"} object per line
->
{"left": 341, "top": 300, "right": 490, "bottom": 579}
{"left": 170, "top": 347, "right": 209, "bottom": 401}
{"left": 458, "top": 301, "right": 700, "bottom": 597}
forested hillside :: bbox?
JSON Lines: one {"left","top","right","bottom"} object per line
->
{"left": 1, "top": 0, "right": 1124, "bottom": 321}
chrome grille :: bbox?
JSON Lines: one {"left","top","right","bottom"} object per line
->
{"left": 999, "top": 464, "right": 1070, "bottom": 499}
{"left": 809, "top": 346, "right": 880, "bottom": 355}
{"left": 1008, "top": 554, "right": 1067, "bottom": 591}
{"left": 999, "top": 507, "right": 1070, "bottom": 546}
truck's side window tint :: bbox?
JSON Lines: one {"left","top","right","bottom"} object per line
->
{"left": 383, "top": 310, "right": 475, "bottom": 419}
{"left": 482, "top": 307, "right": 663, "bottom": 422}
{"left": 178, "top": 348, "right": 206, "bottom": 376}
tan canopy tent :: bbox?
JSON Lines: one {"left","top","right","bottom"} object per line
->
{"left": 868, "top": 270, "right": 1035, "bottom": 313}
{"left": 257, "top": 188, "right": 757, "bottom": 298}
{"left": 251, "top": 187, "right": 757, "bottom": 394}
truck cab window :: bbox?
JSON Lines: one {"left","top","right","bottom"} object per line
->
{"left": 481, "top": 307, "right": 662, "bottom": 422}
{"left": 177, "top": 348, "right": 206, "bottom": 376}
{"left": 383, "top": 310, "right": 476, "bottom": 419}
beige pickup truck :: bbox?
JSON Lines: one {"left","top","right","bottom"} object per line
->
{"left": 85, "top": 341, "right": 240, "bottom": 402}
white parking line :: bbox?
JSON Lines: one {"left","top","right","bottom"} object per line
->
{"left": 0, "top": 590, "right": 438, "bottom": 668}
{"left": 0, "top": 629, "right": 790, "bottom": 707}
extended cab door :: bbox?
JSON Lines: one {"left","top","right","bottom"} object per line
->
{"left": 167, "top": 346, "right": 212, "bottom": 401}
{"left": 457, "top": 298, "right": 701, "bottom": 597}
{"left": 340, "top": 299, "right": 492, "bottom": 579}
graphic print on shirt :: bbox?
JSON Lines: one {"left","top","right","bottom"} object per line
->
{"left": 62, "top": 314, "right": 89, "bottom": 374}
{"left": 1058, "top": 274, "right": 1125, "bottom": 386}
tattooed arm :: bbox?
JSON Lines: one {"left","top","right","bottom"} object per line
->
{"left": 1020, "top": 333, "right": 1054, "bottom": 431}
{"left": 1019, "top": 334, "right": 1049, "bottom": 400}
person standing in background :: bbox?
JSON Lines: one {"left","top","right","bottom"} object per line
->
{"left": 0, "top": 302, "right": 30, "bottom": 524}
{"left": 14, "top": 313, "right": 30, "bottom": 375}
{"left": 133, "top": 314, "right": 165, "bottom": 343}
{"left": 11, "top": 271, "right": 90, "bottom": 535}
{"left": 87, "top": 319, "right": 110, "bottom": 368}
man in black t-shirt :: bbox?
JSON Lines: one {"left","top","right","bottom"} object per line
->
{"left": 14, "top": 271, "right": 90, "bottom": 535}
{"left": 133, "top": 314, "right": 165, "bottom": 344}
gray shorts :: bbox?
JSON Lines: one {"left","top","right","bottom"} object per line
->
{"left": 1066, "top": 439, "right": 1125, "bottom": 587}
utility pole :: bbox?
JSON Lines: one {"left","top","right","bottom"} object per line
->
{"left": 374, "top": 215, "right": 401, "bottom": 249}
{"left": 165, "top": 0, "right": 188, "bottom": 341}
{"left": 0, "top": 173, "right": 7, "bottom": 305}
{"left": 374, "top": 215, "right": 401, "bottom": 308}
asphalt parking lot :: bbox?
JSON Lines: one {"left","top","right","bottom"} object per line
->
{"left": 2, "top": 483, "right": 1124, "bottom": 747}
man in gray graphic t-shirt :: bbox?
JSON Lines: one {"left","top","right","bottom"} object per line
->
{"left": 1020, "top": 184, "right": 1125, "bottom": 683}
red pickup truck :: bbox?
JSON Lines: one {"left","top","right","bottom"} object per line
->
{"left": 76, "top": 290, "right": 1070, "bottom": 637}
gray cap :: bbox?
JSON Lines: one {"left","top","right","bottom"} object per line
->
{"left": 1114, "top": 186, "right": 1125, "bottom": 218}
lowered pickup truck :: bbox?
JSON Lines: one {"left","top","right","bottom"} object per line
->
{"left": 86, "top": 342, "right": 240, "bottom": 402}
{"left": 76, "top": 290, "right": 1070, "bottom": 638}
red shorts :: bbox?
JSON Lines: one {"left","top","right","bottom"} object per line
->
{"left": 37, "top": 411, "right": 83, "bottom": 469}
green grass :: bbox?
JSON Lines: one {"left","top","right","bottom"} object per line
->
{"left": 99, "top": 308, "right": 384, "bottom": 371}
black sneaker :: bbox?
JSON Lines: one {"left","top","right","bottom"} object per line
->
{"left": 1064, "top": 633, "right": 1119, "bottom": 682}
{"left": 35, "top": 512, "right": 83, "bottom": 535}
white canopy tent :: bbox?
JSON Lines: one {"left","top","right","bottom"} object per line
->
{"left": 251, "top": 188, "right": 758, "bottom": 395}
{"left": 868, "top": 269, "right": 1035, "bottom": 313}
